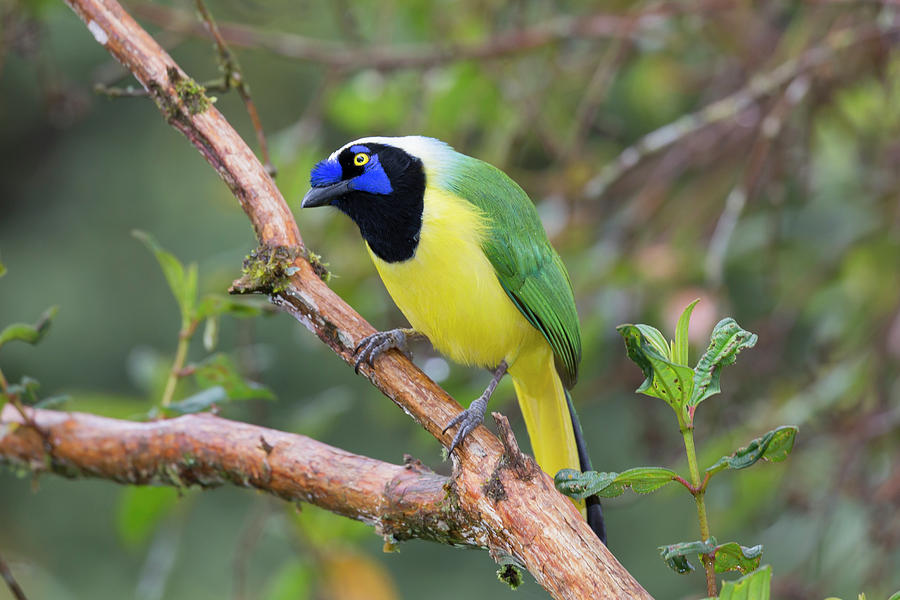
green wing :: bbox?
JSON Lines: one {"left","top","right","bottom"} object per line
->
{"left": 440, "top": 153, "right": 582, "bottom": 388}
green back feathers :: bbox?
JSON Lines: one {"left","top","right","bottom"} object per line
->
{"left": 436, "top": 151, "right": 582, "bottom": 388}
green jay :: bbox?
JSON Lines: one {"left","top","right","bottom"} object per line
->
{"left": 302, "top": 136, "right": 605, "bottom": 542}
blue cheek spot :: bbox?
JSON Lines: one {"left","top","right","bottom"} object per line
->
{"left": 354, "top": 156, "right": 393, "bottom": 195}
{"left": 310, "top": 159, "right": 343, "bottom": 187}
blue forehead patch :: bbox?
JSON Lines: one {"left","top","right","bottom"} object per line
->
{"left": 310, "top": 159, "right": 343, "bottom": 187}
{"left": 349, "top": 145, "right": 371, "bottom": 154}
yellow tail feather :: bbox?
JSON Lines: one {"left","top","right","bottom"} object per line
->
{"left": 508, "top": 343, "right": 581, "bottom": 482}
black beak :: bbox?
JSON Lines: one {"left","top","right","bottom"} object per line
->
{"left": 301, "top": 180, "right": 352, "bottom": 208}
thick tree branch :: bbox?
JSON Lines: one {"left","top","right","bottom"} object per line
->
{"left": 30, "top": 1, "right": 654, "bottom": 597}
{"left": 0, "top": 405, "right": 479, "bottom": 546}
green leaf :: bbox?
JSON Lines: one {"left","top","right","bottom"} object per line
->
{"left": 888, "top": 591, "right": 900, "bottom": 600}
{"left": 0, "top": 257, "right": 6, "bottom": 278}
{"left": 555, "top": 466, "right": 678, "bottom": 499}
{"left": 673, "top": 299, "right": 700, "bottom": 366}
{"left": 34, "top": 395, "right": 70, "bottom": 409}
{"left": 116, "top": 486, "right": 180, "bottom": 547}
{"left": 717, "top": 565, "right": 772, "bottom": 600}
{"left": 193, "top": 354, "right": 274, "bottom": 401}
{"left": 690, "top": 317, "right": 757, "bottom": 408}
{"left": 7, "top": 376, "right": 41, "bottom": 404}
{"left": 659, "top": 538, "right": 716, "bottom": 574}
{"left": 706, "top": 426, "right": 798, "bottom": 476}
{"left": 618, "top": 324, "right": 695, "bottom": 413}
{"left": 133, "top": 230, "right": 195, "bottom": 324}
{"left": 165, "top": 386, "right": 228, "bottom": 415}
{"left": 0, "top": 306, "right": 59, "bottom": 348}
{"left": 714, "top": 542, "right": 763, "bottom": 574}
{"left": 636, "top": 324, "right": 670, "bottom": 360}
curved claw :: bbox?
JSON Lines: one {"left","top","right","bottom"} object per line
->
{"left": 442, "top": 395, "right": 489, "bottom": 453}
{"left": 352, "top": 329, "right": 413, "bottom": 374}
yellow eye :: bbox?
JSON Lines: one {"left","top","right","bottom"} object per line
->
{"left": 353, "top": 153, "right": 370, "bottom": 167}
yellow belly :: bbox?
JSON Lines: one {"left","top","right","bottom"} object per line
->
{"left": 367, "top": 187, "right": 542, "bottom": 369}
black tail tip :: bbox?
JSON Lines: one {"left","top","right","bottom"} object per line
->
{"left": 587, "top": 496, "right": 607, "bottom": 546}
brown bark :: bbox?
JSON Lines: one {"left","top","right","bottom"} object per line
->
{"left": 7, "top": 0, "right": 655, "bottom": 597}
{"left": 0, "top": 406, "right": 479, "bottom": 546}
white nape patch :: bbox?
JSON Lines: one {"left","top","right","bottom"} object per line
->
{"left": 87, "top": 20, "right": 108, "bottom": 45}
{"left": 328, "top": 135, "right": 453, "bottom": 165}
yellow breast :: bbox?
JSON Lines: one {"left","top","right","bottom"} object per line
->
{"left": 367, "top": 187, "right": 541, "bottom": 368}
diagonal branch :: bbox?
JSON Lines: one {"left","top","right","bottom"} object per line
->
{"left": 34, "top": 1, "right": 654, "bottom": 598}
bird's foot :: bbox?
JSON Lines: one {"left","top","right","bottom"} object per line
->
{"left": 353, "top": 328, "right": 419, "bottom": 374}
{"left": 443, "top": 394, "right": 489, "bottom": 453}
{"left": 442, "top": 360, "right": 508, "bottom": 453}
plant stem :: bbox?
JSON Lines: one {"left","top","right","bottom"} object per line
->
{"left": 681, "top": 424, "right": 716, "bottom": 597}
{"left": 161, "top": 331, "right": 191, "bottom": 407}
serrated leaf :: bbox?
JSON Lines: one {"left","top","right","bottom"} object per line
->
{"left": 133, "top": 230, "right": 195, "bottom": 324}
{"left": 690, "top": 317, "right": 757, "bottom": 407}
{"left": 618, "top": 324, "right": 695, "bottom": 413}
{"left": 706, "top": 426, "right": 798, "bottom": 476}
{"left": 673, "top": 299, "right": 700, "bottom": 366}
{"left": 165, "top": 386, "right": 228, "bottom": 415}
{"left": 193, "top": 354, "right": 274, "bottom": 401}
{"left": 555, "top": 466, "right": 677, "bottom": 499}
{"left": 659, "top": 538, "right": 716, "bottom": 574}
{"left": 717, "top": 565, "right": 772, "bottom": 600}
{"left": 116, "top": 486, "right": 180, "bottom": 547}
{"left": 0, "top": 306, "right": 59, "bottom": 348}
{"left": 714, "top": 542, "right": 763, "bottom": 574}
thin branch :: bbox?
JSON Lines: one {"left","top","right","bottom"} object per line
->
{"left": 193, "top": 0, "right": 275, "bottom": 177}
{"left": 584, "top": 20, "right": 899, "bottom": 199}
{"left": 132, "top": 4, "right": 642, "bottom": 71}
{"left": 0, "top": 551, "right": 28, "bottom": 600}
{"left": 37, "top": 1, "right": 651, "bottom": 597}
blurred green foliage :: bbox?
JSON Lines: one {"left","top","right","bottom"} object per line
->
{"left": 2, "top": 0, "right": 900, "bottom": 599}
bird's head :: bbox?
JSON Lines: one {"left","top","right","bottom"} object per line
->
{"left": 302, "top": 138, "right": 436, "bottom": 209}
{"left": 302, "top": 137, "right": 444, "bottom": 262}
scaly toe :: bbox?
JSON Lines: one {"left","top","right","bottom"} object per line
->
{"left": 353, "top": 330, "right": 410, "bottom": 374}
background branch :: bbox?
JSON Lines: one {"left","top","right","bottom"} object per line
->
{"left": 132, "top": 4, "right": 642, "bottom": 70}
